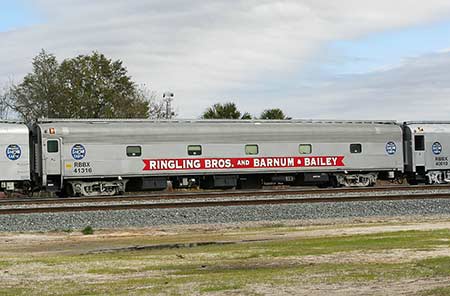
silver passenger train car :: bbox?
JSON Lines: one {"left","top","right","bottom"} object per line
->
{"left": 0, "top": 122, "right": 31, "bottom": 194}
{"left": 1, "top": 119, "right": 449, "bottom": 197}
{"left": 33, "top": 119, "right": 403, "bottom": 196}
{"left": 403, "top": 122, "right": 450, "bottom": 184}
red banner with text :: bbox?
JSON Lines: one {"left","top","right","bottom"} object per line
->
{"left": 143, "top": 156, "right": 345, "bottom": 171}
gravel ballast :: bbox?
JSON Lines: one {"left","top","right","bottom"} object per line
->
{"left": 1, "top": 198, "right": 450, "bottom": 232}
{"left": 2, "top": 188, "right": 450, "bottom": 210}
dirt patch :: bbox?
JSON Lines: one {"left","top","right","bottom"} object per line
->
{"left": 288, "top": 247, "right": 450, "bottom": 265}
{"left": 251, "top": 278, "right": 450, "bottom": 296}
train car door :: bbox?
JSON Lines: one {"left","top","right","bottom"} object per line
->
{"left": 414, "top": 135, "right": 425, "bottom": 169}
{"left": 45, "top": 139, "right": 61, "bottom": 175}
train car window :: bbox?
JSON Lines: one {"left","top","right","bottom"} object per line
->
{"left": 350, "top": 144, "right": 362, "bottom": 154}
{"left": 47, "top": 140, "right": 59, "bottom": 153}
{"left": 245, "top": 144, "right": 259, "bottom": 155}
{"left": 126, "top": 146, "right": 142, "bottom": 157}
{"left": 414, "top": 135, "right": 425, "bottom": 151}
{"left": 299, "top": 144, "right": 312, "bottom": 154}
{"left": 188, "top": 145, "right": 202, "bottom": 156}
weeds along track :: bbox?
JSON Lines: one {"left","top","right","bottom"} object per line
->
{"left": 1, "top": 185, "right": 450, "bottom": 215}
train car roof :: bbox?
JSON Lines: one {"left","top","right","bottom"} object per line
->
{"left": 0, "top": 122, "right": 29, "bottom": 135}
{"left": 37, "top": 118, "right": 399, "bottom": 125}
{"left": 404, "top": 121, "right": 450, "bottom": 124}
{"left": 35, "top": 119, "right": 403, "bottom": 134}
{"left": 35, "top": 118, "right": 403, "bottom": 144}
{"left": 404, "top": 122, "right": 450, "bottom": 134}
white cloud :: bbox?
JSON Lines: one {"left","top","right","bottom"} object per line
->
{"left": 273, "top": 51, "right": 450, "bottom": 120}
{"left": 1, "top": 0, "right": 450, "bottom": 117}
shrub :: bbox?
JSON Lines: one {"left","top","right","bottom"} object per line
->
{"left": 82, "top": 226, "right": 94, "bottom": 235}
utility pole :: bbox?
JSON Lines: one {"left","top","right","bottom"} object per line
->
{"left": 162, "top": 92, "right": 174, "bottom": 119}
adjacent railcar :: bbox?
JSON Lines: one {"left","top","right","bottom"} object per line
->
{"left": 0, "top": 122, "right": 31, "bottom": 194}
{"left": 403, "top": 122, "right": 450, "bottom": 184}
{"left": 33, "top": 119, "right": 403, "bottom": 196}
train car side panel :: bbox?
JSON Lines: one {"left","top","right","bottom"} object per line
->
{"left": 0, "top": 122, "right": 31, "bottom": 193}
{"left": 404, "top": 122, "right": 450, "bottom": 184}
{"left": 35, "top": 120, "right": 404, "bottom": 195}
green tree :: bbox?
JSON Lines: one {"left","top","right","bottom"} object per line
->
{"left": 9, "top": 50, "right": 150, "bottom": 121}
{"left": 201, "top": 102, "right": 252, "bottom": 119}
{"left": 259, "top": 108, "right": 289, "bottom": 120}
{"left": 241, "top": 112, "right": 252, "bottom": 120}
{"left": 9, "top": 50, "right": 61, "bottom": 120}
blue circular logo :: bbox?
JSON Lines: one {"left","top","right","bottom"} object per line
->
{"left": 6, "top": 144, "right": 21, "bottom": 161}
{"left": 386, "top": 141, "right": 397, "bottom": 155}
{"left": 71, "top": 144, "right": 86, "bottom": 160}
{"left": 432, "top": 142, "right": 442, "bottom": 155}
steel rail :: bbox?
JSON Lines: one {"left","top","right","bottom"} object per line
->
{"left": 1, "top": 184, "right": 450, "bottom": 206}
{"left": 1, "top": 192, "right": 450, "bottom": 215}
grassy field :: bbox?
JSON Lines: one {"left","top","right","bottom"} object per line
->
{"left": 0, "top": 219, "right": 449, "bottom": 295}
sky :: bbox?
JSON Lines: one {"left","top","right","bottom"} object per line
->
{"left": 1, "top": 0, "right": 450, "bottom": 120}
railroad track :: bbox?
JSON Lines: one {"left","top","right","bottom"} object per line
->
{"left": 1, "top": 184, "right": 449, "bottom": 206}
{"left": 1, "top": 189, "right": 450, "bottom": 215}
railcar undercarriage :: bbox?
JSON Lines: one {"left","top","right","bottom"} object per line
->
{"left": 334, "top": 173, "right": 378, "bottom": 187}
{"left": 52, "top": 171, "right": 400, "bottom": 197}
{"left": 67, "top": 179, "right": 128, "bottom": 196}
{"left": 425, "top": 170, "right": 450, "bottom": 184}
{"left": 1, "top": 181, "right": 32, "bottom": 197}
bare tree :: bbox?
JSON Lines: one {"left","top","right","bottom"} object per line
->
{"left": 0, "top": 84, "right": 13, "bottom": 120}
{"left": 138, "top": 85, "right": 177, "bottom": 119}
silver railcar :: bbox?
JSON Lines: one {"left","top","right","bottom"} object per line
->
{"left": 0, "top": 122, "right": 31, "bottom": 194}
{"left": 34, "top": 119, "right": 403, "bottom": 196}
{"left": 403, "top": 121, "right": 450, "bottom": 184}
